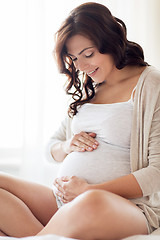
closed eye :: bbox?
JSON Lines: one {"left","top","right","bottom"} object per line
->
{"left": 85, "top": 52, "right": 94, "bottom": 58}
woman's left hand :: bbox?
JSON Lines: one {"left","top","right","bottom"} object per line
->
{"left": 53, "top": 176, "right": 89, "bottom": 203}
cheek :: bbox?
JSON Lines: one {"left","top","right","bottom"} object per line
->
{"left": 96, "top": 55, "right": 108, "bottom": 66}
{"left": 91, "top": 58, "right": 103, "bottom": 67}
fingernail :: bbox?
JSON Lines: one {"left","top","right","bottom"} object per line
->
{"left": 87, "top": 147, "right": 92, "bottom": 151}
{"left": 93, "top": 145, "right": 97, "bottom": 149}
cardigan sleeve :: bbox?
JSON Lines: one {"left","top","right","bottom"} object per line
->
{"left": 132, "top": 79, "right": 160, "bottom": 197}
{"left": 46, "top": 116, "right": 72, "bottom": 163}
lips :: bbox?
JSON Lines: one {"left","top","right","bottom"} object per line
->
{"left": 87, "top": 68, "right": 99, "bottom": 77}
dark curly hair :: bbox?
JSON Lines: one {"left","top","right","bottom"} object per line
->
{"left": 54, "top": 2, "right": 148, "bottom": 117}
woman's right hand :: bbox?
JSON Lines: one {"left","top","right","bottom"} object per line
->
{"left": 62, "top": 131, "right": 99, "bottom": 154}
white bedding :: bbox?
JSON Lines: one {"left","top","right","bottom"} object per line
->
{"left": 0, "top": 235, "right": 74, "bottom": 240}
{"left": 1, "top": 230, "right": 160, "bottom": 240}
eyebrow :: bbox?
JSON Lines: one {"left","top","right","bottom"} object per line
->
{"left": 68, "top": 47, "right": 94, "bottom": 57}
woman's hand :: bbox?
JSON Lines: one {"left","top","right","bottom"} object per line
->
{"left": 54, "top": 176, "right": 89, "bottom": 203}
{"left": 62, "top": 131, "right": 99, "bottom": 154}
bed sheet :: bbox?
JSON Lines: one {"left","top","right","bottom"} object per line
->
{"left": 0, "top": 235, "right": 74, "bottom": 240}
{"left": 1, "top": 236, "right": 160, "bottom": 240}
{"left": 1, "top": 230, "right": 160, "bottom": 240}
{"left": 0, "top": 235, "right": 160, "bottom": 240}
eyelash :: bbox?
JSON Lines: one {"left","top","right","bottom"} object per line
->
{"left": 86, "top": 52, "right": 94, "bottom": 58}
{"left": 72, "top": 52, "right": 94, "bottom": 62}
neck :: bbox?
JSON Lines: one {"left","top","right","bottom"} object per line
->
{"left": 104, "top": 65, "right": 146, "bottom": 87}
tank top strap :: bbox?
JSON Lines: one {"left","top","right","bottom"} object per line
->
{"left": 130, "top": 85, "right": 137, "bottom": 102}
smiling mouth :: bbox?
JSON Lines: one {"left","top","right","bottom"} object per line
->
{"left": 87, "top": 68, "right": 99, "bottom": 76}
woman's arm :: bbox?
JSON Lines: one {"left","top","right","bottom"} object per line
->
{"left": 54, "top": 173, "right": 143, "bottom": 203}
{"left": 47, "top": 117, "right": 68, "bottom": 163}
{"left": 51, "top": 132, "right": 99, "bottom": 162}
{"left": 87, "top": 173, "right": 143, "bottom": 199}
{"left": 50, "top": 141, "right": 68, "bottom": 162}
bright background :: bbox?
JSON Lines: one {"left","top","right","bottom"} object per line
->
{"left": 0, "top": 0, "right": 160, "bottom": 186}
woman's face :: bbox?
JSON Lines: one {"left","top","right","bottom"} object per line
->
{"left": 66, "top": 34, "right": 116, "bottom": 84}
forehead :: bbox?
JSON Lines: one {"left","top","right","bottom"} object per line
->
{"left": 66, "top": 34, "right": 94, "bottom": 55}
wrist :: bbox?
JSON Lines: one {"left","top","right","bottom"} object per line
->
{"left": 61, "top": 140, "right": 71, "bottom": 154}
{"left": 84, "top": 182, "right": 94, "bottom": 192}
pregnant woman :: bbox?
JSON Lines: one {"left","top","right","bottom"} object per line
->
{"left": 0, "top": 3, "right": 160, "bottom": 240}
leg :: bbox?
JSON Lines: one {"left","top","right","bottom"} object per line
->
{"left": 0, "top": 230, "right": 7, "bottom": 236}
{"left": 0, "top": 188, "right": 44, "bottom": 237}
{"left": 38, "top": 190, "right": 148, "bottom": 240}
{"left": 0, "top": 173, "right": 58, "bottom": 237}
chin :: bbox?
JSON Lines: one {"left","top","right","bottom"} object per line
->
{"left": 92, "top": 77, "right": 105, "bottom": 84}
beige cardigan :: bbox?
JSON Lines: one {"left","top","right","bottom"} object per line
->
{"left": 48, "top": 66, "right": 160, "bottom": 231}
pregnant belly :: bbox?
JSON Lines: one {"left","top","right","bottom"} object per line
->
{"left": 57, "top": 141, "right": 131, "bottom": 184}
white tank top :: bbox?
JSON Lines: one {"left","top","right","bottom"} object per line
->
{"left": 57, "top": 88, "right": 136, "bottom": 184}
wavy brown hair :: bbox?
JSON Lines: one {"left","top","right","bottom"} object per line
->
{"left": 54, "top": 2, "right": 148, "bottom": 117}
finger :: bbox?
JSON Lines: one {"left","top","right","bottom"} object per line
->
{"left": 54, "top": 183, "right": 64, "bottom": 193}
{"left": 61, "top": 197, "right": 69, "bottom": 203}
{"left": 80, "top": 132, "right": 99, "bottom": 146}
{"left": 70, "top": 131, "right": 99, "bottom": 152}
{"left": 71, "top": 145, "right": 86, "bottom": 152}
{"left": 62, "top": 199, "right": 68, "bottom": 203}
{"left": 61, "top": 176, "right": 70, "bottom": 181}
{"left": 88, "top": 132, "right": 97, "bottom": 139}
{"left": 73, "top": 135, "right": 93, "bottom": 148}
{"left": 71, "top": 131, "right": 99, "bottom": 152}
{"left": 55, "top": 190, "right": 64, "bottom": 199}
{"left": 55, "top": 191, "right": 69, "bottom": 203}
{"left": 54, "top": 179, "right": 65, "bottom": 193}
{"left": 75, "top": 136, "right": 98, "bottom": 151}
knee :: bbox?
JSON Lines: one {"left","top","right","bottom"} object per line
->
{"left": 0, "top": 173, "right": 14, "bottom": 191}
{"left": 80, "top": 189, "right": 107, "bottom": 208}
{"left": 0, "top": 188, "right": 9, "bottom": 204}
{"left": 64, "top": 190, "right": 118, "bottom": 238}
{"left": 71, "top": 189, "right": 111, "bottom": 220}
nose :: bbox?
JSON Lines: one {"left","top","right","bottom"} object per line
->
{"left": 74, "top": 59, "right": 89, "bottom": 72}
